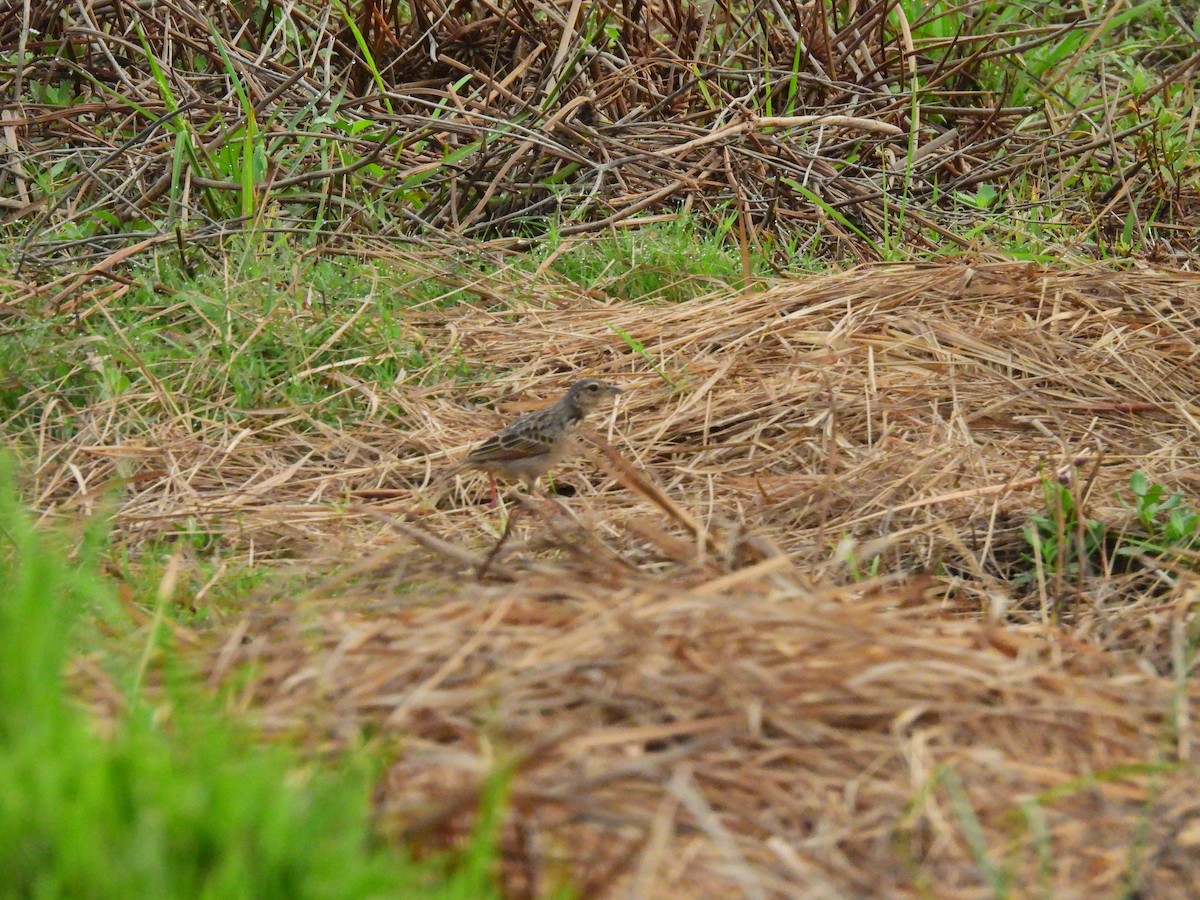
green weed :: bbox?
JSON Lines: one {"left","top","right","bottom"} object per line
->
{"left": 608, "top": 324, "right": 678, "bottom": 389}
{"left": 1116, "top": 471, "right": 1200, "bottom": 559}
{"left": 1020, "top": 472, "right": 1200, "bottom": 594}
{"left": 1020, "top": 476, "right": 1106, "bottom": 589}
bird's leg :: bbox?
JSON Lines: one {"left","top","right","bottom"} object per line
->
{"left": 488, "top": 472, "right": 499, "bottom": 507}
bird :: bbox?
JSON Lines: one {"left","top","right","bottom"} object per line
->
{"left": 460, "top": 378, "right": 622, "bottom": 504}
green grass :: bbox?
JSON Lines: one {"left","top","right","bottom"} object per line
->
{"left": 108, "top": 538, "right": 300, "bottom": 624}
{"left": 2, "top": 223, "right": 796, "bottom": 438}
{"left": 525, "top": 217, "right": 800, "bottom": 300}
{"left": 0, "top": 250, "right": 480, "bottom": 433}
{"left": 0, "top": 465, "right": 503, "bottom": 899}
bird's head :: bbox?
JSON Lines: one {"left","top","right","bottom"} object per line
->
{"left": 565, "top": 378, "right": 622, "bottom": 413}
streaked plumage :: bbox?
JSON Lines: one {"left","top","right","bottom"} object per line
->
{"left": 464, "top": 378, "right": 622, "bottom": 497}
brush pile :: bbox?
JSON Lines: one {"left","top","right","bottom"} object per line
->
{"left": 39, "top": 262, "right": 1200, "bottom": 896}
{"left": 4, "top": 0, "right": 1197, "bottom": 276}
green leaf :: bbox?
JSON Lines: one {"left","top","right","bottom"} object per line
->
{"left": 1129, "top": 471, "right": 1149, "bottom": 498}
{"left": 975, "top": 184, "right": 998, "bottom": 209}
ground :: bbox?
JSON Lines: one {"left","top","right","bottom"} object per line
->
{"left": 26, "top": 260, "right": 1200, "bottom": 897}
{"left": 5, "top": 0, "right": 1200, "bottom": 895}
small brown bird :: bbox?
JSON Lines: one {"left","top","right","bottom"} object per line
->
{"left": 463, "top": 378, "right": 622, "bottom": 503}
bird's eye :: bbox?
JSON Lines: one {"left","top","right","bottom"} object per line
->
{"left": 587, "top": 383, "right": 600, "bottom": 392}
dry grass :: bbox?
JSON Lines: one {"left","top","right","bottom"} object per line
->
{"left": 9, "top": 1, "right": 1200, "bottom": 890}
{"left": 30, "top": 261, "right": 1200, "bottom": 896}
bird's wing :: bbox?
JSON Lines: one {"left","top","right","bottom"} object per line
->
{"left": 467, "top": 413, "right": 558, "bottom": 462}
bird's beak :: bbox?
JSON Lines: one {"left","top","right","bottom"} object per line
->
{"left": 608, "top": 385, "right": 623, "bottom": 395}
